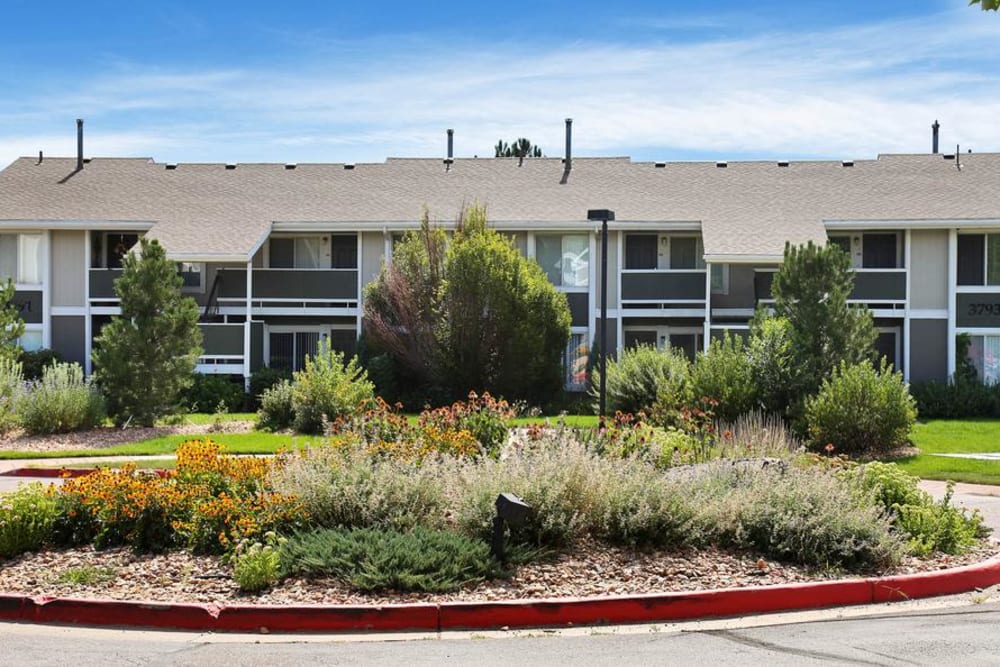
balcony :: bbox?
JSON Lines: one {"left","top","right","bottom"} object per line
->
{"left": 754, "top": 269, "right": 906, "bottom": 304}
{"left": 216, "top": 268, "right": 358, "bottom": 303}
{"left": 88, "top": 268, "right": 124, "bottom": 300}
{"left": 197, "top": 322, "right": 263, "bottom": 375}
{"left": 621, "top": 270, "right": 706, "bottom": 304}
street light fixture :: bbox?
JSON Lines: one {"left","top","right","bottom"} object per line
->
{"left": 587, "top": 209, "right": 615, "bottom": 422}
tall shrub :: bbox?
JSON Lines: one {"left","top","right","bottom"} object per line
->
{"left": 0, "top": 279, "right": 25, "bottom": 365}
{"left": 591, "top": 344, "right": 690, "bottom": 416}
{"left": 290, "top": 342, "right": 375, "bottom": 434}
{"left": 364, "top": 204, "right": 570, "bottom": 405}
{"left": 92, "top": 238, "right": 202, "bottom": 426}
{"left": 691, "top": 333, "right": 756, "bottom": 422}
{"left": 805, "top": 358, "right": 917, "bottom": 455}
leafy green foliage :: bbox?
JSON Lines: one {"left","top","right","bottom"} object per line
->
{"left": 279, "top": 527, "right": 508, "bottom": 592}
{"left": 847, "top": 463, "right": 990, "bottom": 556}
{"left": 231, "top": 532, "right": 285, "bottom": 592}
{"left": 18, "top": 362, "right": 105, "bottom": 434}
{"left": 248, "top": 367, "right": 292, "bottom": 408}
{"left": 364, "top": 205, "right": 571, "bottom": 405}
{"left": 768, "top": 241, "right": 877, "bottom": 414}
{"left": 746, "top": 315, "right": 795, "bottom": 416}
{"left": 0, "top": 279, "right": 25, "bottom": 364}
{"left": 20, "top": 349, "right": 62, "bottom": 381}
{"left": 0, "top": 483, "right": 58, "bottom": 559}
{"left": 690, "top": 333, "right": 756, "bottom": 422}
{"left": 805, "top": 359, "right": 917, "bottom": 455}
{"left": 92, "top": 238, "right": 202, "bottom": 426}
{"left": 180, "top": 374, "right": 247, "bottom": 413}
{"left": 0, "top": 357, "right": 23, "bottom": 435}
{"left": 290, "top": 343, "right": 375, "bottom": 434}
{"left": 592, "top": 344, "right": 691, "bottom": 416}
{"left": 970, "top": 0, "right": 999, "bottom": 11}
{"left": 256, "top": 380, "right": 294, "bottom": 431}
{"left": 910, "top": 379, "right": 1000, "bottom": 419}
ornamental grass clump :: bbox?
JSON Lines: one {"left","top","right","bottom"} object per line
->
{"left": 18, "top": 362, "right": 105, "bottom": 435}
{"left": 0, "top": 356, "right": 23, "bottom": 435}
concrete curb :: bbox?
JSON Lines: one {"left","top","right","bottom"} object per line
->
{"left": 1, "top": 556, "right": 998, "bottom": 633}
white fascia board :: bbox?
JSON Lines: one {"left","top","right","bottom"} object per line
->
{"left": 0, "top": 219, "right": 155, "bottom": 230}
{"left": 272, "top": 220, "right": 703, "bottom": 233}
{"left": 703, "top": 254, "right": 782, "bottom": 264}
{"left": 247, "top": 225, "right": 272, "bottom": 259}
{"left": 825, "top": 218, "right": 1000, "bottom": 230}
{"left": 166, "top": 252, "right": 250, "bottom": 263}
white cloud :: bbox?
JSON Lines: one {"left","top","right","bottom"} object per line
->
{"left": 3, "top": 9, "right": 1000, "bottom": 168}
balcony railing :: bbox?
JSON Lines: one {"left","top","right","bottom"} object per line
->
{"left": 88, "top": 268, "right": 124, "bottom": 300}
{"left": 216, "top": 268, "right": 358, "bottom": 302}
{"left": 621, "top": 270, "right": 706, "bottom": 303}
{"left": 197, "top": 322, "right": 245, "bottom": 375}
{"left": 754, "top": 268, "right": 906, "bottom": 303}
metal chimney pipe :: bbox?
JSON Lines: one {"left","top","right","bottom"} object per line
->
{"left": 564, "top": 118, "right": 572, "bottom": 169}
{"left": 447, "top": 129, "right": 454, "bottom": 159}
{"left": 932, "top": 120, "right": 940, "bottom": 154}
{"left": 76, "top": 118, "right": 84, "bottom": 170}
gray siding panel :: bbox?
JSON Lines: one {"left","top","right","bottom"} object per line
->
{"left": 851, "top": 272, "right": 906, "bottom": 301}
{"left": 910, "top": 230, "right": 948, "bottom": 310}
{"left": 51, "top": 230, "right": 86, "bottom": 307}
{"left": 909, "top": 319, "right": 948, "bottom": 382}
{"left": 199, "top": 324, "right": 245, "bottom": 356}
{"left": 621, "top": 272, "right": 705, "bottom": 301}
{"left": 712, "top": 264, "right": 763, "bottom": 309}
{"left": 51, "top": 316, "right": 86, "bottom": 366}
{"left": 957, "top": 293, "right": 1000, "bottom": 328}
{"left": 218, "top": 269, "right": 358, "bottom": 300}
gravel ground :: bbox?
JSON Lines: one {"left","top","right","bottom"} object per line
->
{"left": 0, "top": 421, "right": 255, "bottom": 453}
{"left": 2, "top": 541, "right": 997, "bottom": 606}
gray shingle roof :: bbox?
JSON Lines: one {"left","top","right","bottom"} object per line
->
{"left": 0, "top": 152, "right": 998, "bottom": 259}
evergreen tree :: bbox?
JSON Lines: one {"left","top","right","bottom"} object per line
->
{"left": 494, "top": 138, "right": 543, "bottom": 158}
{"left": 0, "top": 279, "right": 25, "bottom": 363}
{"left": 92, "top": 238, "right": 202, "bottom": 426}
{"left": 364, "top": 204, "right": 570, "bottom": 405}
{"left": 766, "top": 240, "right": 877, "bottom": 401}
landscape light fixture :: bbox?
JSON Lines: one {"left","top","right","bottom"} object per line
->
{"left": 491, "top": 493, "right": 532, "bottom": 562}
{"left": 587, "top": 209, "right": 615, "bottom": 422}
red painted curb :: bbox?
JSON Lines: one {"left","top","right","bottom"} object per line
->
{"left": 438, "top": 579, "right": 874, "bottom": 630}
{"left": 0, "top": 467, "right": 171, "bottom": 479}
{"left": 214, "top": 603, "right": 439, "bottom": 633}
{"left": 0, "top": 557, "right": 998, "bottom": 633}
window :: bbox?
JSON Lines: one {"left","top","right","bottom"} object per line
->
{"left": 827, "top": 232, "right": 901, "bottom": 269}
{"left": 331, "top": 235, "right": 357, "bottom": 269}
{"left": 17, "top": 330, "right": 42, "bottom": 352}
{"left": 710, "top": 264, "right": 729, "bottom": 295}
{"left": 829, "top": 236, "right": 852, "bottom": 256}
{"left": 269, "top": 236, "right": 336, "bottom": 269}
{"left": 670, "top": 237, "right": 699, "bottom": 269}
{"left": 105, "top": 233, "right": 139, "bottom": 269}
{"left": 177, "top": 262, "right": 204, "bottom": 292}
{"left": 564, "top": 333, "right": 588, "bottom": 390}
{"left": 536, "top": 234, "right": 589, "bottom": 287}
{"left": 957, "top": 234, "right": 1000, "bottom": 286}
{"left": 967, "top": 335, "right": 1000, "bottom": 383}
{"left": 269, "top": 331, "right": 320, "bottom": 372}
{"left": 625, "top": 235, "right": 657, "bottom": 270}
{"left": 0, "top": 233, "right": 42, "bottom": 284}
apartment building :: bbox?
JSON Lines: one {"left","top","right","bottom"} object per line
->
{"left": 1, "top": 135, "right": 998, "bottom": 389}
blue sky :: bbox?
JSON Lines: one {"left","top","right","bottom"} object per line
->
{"left": 1, "top": 1, "right": 998, "bottom": 168}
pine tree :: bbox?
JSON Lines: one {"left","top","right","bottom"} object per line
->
{"left": 92, "top": 238, "right": 202, "bottom": 426}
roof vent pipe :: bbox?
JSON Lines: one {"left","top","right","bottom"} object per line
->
{"left": 76, "top": 118, "right": 84, "bottom": 170}
{"left": 564, "top": 118, "right": 572, "bottom": 169}
{"left": 447, "top": 129, "right": 454, "bottom": 160}
{"left": 932, "top": 120, "right": 940, "bottom": 154}
{"left": 37, "top": 151, "right": 43, "bottom": 165}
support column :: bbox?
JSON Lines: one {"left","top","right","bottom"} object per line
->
{"left": 41, "top": 230, "right": 51, "bottom": 349}
{"left": 356, "top": 231, "right": 363, "bottom": 341}
{"left": 84, "top": 231, "right": 92, "bottom": 375}
{"left": 244, "top": 260, "right": 252, "bottom": 390}
{"left": 947, "top": 229, "right": 957, "bottom": 380}
{"left": 903, "top": 230, "right": 912, "bottom": 381}
{"left": 703, "top": 263, "right": 712, "bottom": 352}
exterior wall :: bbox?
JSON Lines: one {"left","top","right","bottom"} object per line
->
{"left": 361, "top": 232, "right": 384, "bottom": 288}
{"left": 909, "top": 319, "right": 948, "bottom": 382}
{"left": 51, "top": 316, "right": 86, "bottom": 366}
{"left": 712, "top": 264, "right": 772, "bottom": 309}
{"left": 594, "top": 318, "right": 617, "bottom": 359}
{"left": 594, "top": 231, "right": 619, "bottom": 310}
{"left": 508, "top": 231, "right": 527, "bottom": 255}
{"left": 910, "top": 230, "right": 948, "bottom": 311}
{"left": 51, "top": 230, "right": 86, "bottom": 307}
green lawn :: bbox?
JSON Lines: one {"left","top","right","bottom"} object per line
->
{"left": 894, "top": 419, "right": 1000, "bottom": 485}
{"left": 0, "top": 432, "right": 325, "bottom": 460}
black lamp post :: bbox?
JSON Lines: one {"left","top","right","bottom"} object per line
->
{"left": 587, "top": 209, "right": 615, "bottom": 422}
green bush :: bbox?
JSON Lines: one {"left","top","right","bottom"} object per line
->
{"left": 248, "top": 367, "right": 292, "bottom": 409}
{"left": 846, "top": 463, "right": 989, "bottom": 556}
{"left": 690, "top": 333, "right": 757, "bottom": 423}
{"left": 909, "top": 379, "right": 999, "bottom": 419}
{"left": 0, "top": 483, "right": 59, "bottom": 558}
{"left": 593, "top": 344, "right": 690, "bottom": 416}
{"left": 746, "top": 316, "right": 795, "bottom": 417}
{"left": 256, "top": 380, "right": 294, "bottom": 431}
{"left": 20, "top": 349, "right": 62, "bottom": 382}
{"left": 180, "top": 374, "right": 246, "bottom": 413}
{"left": 290, "top": 343, "right": 375, "bottom": 434}
{"left": 0, "top": 357, "right": 23, "bottom": 435}
{"left": 18, "top": 362, "right": 105, "bottom": 435}
{"left": 279, "top": 526, "right": 507, "bottom": 592}
{"left": 804, "top": 359, "right": 917, "bottom": 455}
{"left": 231, "top": 532, "right": 285, "bottom": 592}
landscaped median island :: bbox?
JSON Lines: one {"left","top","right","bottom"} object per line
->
{"left": 0, "top": 401, "right": 995, "bottom": 619}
